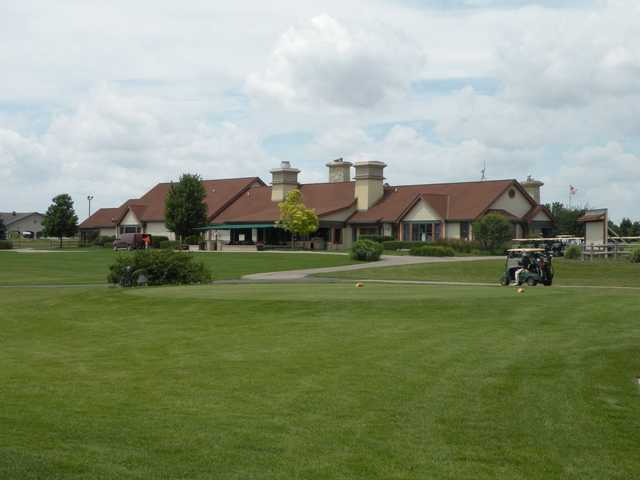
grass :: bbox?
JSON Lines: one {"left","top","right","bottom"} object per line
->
{"left": 0, "top": 249, "right": 358, "bottom": 285}
{"left": 1, "top": 283, "right": 639, "bottom": 479}
{"left": 317, "top": 258, "right": 640, "bottom": 287}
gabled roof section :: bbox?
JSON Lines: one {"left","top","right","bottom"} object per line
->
{"left": 522, "top": 205, "right": 555, "bottom": 223}
{"left": 578, "top": 209, "right": 607, "bottom": 223}
{"left": 79, "top": 207, "right": 124, "bottom": 229}
{"left": 0, "top": 212, "right": 44, "bottom": 226}
{"left": 136, "top": 177, "right": 264, "bottom": 222}
{"left": 350, "top": 179, "right": 518, "bottom": 223}
{"left": 212, "top": 182, "right": 356, "bottom": 224}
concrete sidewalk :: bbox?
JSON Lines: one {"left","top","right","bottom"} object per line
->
{"left": 242, "top": 255, "right": 502, "bottom": 281}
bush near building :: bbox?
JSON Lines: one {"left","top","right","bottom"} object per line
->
{"left": 351, "top": 239, "right": 383, "bottom": 262}
{"left": 409, "top": 245, "right": 455, "bottom": 257}
{"left": 630, "top": 247, "right": 640, "bottom": 263}
{"left": 107, "top": 249, "right": 211, "bottom": 286}
{"left": 151, "top": 236, "right": 169, "bottom": 249}
{"left": 359, "top": 235, "right": 394, "bottom": 244}
{"left": 0, "top": 240, "right": 13, "bottom": 249}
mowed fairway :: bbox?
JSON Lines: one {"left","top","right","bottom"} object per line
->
{"left": 0, "top": 250, "right": 357, "bottom": 285}
{"left": 1, "top": 283, "right": 639, "bottom": 479}
{"left": 317, "top": 258, "right": 640, "bottom": 288}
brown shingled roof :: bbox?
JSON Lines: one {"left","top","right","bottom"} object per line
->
{"left": 212, "top": 182, "right": 356, "bottom": 223}
{"left": 79, "top": 207, "right": 123, "bottom": 229}
{"left": 350, "top": 179, "right": 526, "bottom": 223}
{"left": 83, "top": 177, "right": 264, "bottom": 228}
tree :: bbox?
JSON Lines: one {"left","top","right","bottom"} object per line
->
{"left": 472, "top": 213, "right": 513, "bottom": 252}
{"left": 42, "top": 194, "right": 79, "bottom": 248}
{"left": 277, "top": 189, "right": 319, "bottom": 249}
{"left": 618, "top": 217, "right": 633, "bottom": 237}
{"left": 0, "top": 218, "right": 6, "bottom": 240}
{"left": 546, "top": 202, "right": 585, "bottom": 236}
{"left": 165, "top": 173, "right": 208, "bottom": 243}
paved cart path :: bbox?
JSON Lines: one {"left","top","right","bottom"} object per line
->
{"left": 242, "top": 255, "right": 502, "bottom": 281}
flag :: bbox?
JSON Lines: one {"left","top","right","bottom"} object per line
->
{"left": 569, "top": 185, "right": 577, "bottom": 195}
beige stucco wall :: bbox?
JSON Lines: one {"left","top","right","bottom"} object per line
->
{"left": 98, "top": 227, "right": 117, "bottom": 237}
{"left": 145, "top": 221, "right": 175, "bottom": 240}
{"left": 585, "top": 221, "right": 606, "bottom": 245}
{"left": 490, "top": 187, "right": 533, "bottom": 218}
{"left": 403, "top": 199, "right": 442, "bottom": 222}
{"left": 532, "top": 210, "right": 552, "bottom": 222}
{"left": 120, "top": 209, "right": 140, "bottom": 226}
{"left": 355, "top": 179, "right": 384, "bottom": 211}
{"left": 445, "top": 222, "right": 460, "bottom": 239}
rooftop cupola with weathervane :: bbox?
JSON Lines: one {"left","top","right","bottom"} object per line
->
{"left": 522, "top": 175, "right": 544, "bottom": 204}
{"left": 270, "top": 161, "right": 300, "bottom": 202}
{"left": 354, "top": 160, "right": 387, "bottom": 210}
{"left": 326, "top": 158, "right": 353, "bottom": 183}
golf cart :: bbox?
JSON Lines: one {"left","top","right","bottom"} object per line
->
{"left": 500, "top": 248, "right": 554, "bottom": 287}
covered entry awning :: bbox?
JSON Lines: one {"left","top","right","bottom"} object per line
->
{"left": 196, "top": 223, "right": 276, "bottom": 231}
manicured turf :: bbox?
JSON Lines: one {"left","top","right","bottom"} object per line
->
{"left": 318, "top": 258, "right": 640, "bottom": 287}
{"left": 0, "top": 249, "right": 357, "bottom": 285}
{"left": 1, "top": 283, "right": 639, "bottom": 479}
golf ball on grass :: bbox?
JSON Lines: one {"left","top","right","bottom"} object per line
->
{"left": 517, "top": 288, "right": 525, "bottom": 294}
{"left": 356, "top": 282, "right": 364, "bottom": 288}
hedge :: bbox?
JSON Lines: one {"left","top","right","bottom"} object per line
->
{"left": 151, "top": 236, "right": 169, "bottom": 249}
{"left": 409, "top": 245, "right": 456, "bottom": 257}
{"left": 351, "top": 239, "right": 384, "bottom": 262}
{"left": 630, "top": 247, "right": 640, "bottom": 264}
{"left": 359, "top": 235, "right": 394, "bottom": 244}
{"left": 159, "top": 240, "right": 179, "bottom": 250}
{"left": 0, "top": 240, "right": 13, "bottom": 250}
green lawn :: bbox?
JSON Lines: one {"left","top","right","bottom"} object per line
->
{"left": 0, "top": 250, "right": 357, "bottom": 285}
{"left": 1, "top": 283, "right": 639, "bottom": 479}
{"left": 317, "top": 258, "right": 640, "bottom": 287}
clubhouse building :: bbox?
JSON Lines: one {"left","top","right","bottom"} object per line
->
{"left": 79, "top": 159, "right": 554, "bottom": 250}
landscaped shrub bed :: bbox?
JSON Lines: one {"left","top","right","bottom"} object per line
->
{"left": 107, "top": 249, "right": 212, "bottom": 286}
{"left": 409, "top": 245, "right": 455, "bottom": 257}
{"left": 0, "top": 240, "right": 13, "bottom": 249}
{"left": 159, "top": 240, "right": 179, "bottom": 250}
{"left": 151, "top": 236, "right": 169, "bottom": 248}
{"left": 382, "top": 239, "right": 484, "bottom": 254}
{"left": 359, "top": 235, "right": 394, "bottom": 244}
{"left": 93, "top": 236, "right": 116, "bottom": 247}
{"left": 351, "top": 239, "right": 384, "bottom": 261}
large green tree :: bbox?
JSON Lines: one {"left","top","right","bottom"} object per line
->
{"left": 545, "top": 202, "right": 585, "bottom": 236}
{"left": 0, "top": 218, "right": 6, "bottom": 240}
{"left": 165, "top": 174, "right": 208, "bottom": 243}
{"left": 472, "top": 213, "right": 513, "bottom": 252}
{"left": 277, "top": 189, "right": 319, "bottom": 249}
{"left": 42, "top": 194, "right": 79, "bottom": 248}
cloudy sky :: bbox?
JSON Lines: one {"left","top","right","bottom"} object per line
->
{"left": 1, "top": 0, "right": 639, "bottom": 221}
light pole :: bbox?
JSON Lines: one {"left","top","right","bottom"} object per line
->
{"left": 87, "top": 195, "right": 94, "bottom": 218}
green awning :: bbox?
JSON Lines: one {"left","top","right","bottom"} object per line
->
{"left": 196, "top": 223, "right": 277, "bottom": 231}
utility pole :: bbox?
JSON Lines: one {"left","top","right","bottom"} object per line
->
{"left": 87, "top": 195, "right": 94, "bottom": 218}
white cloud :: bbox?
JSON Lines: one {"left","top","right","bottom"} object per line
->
{"left": 495, "top": 2, "right": 640, "bottom": 107}
{"left": 246, "top": 14, "right": 425, "bottom": 110}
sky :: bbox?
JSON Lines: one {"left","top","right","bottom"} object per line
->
{"left": 1, "top": 0, "right": 639, "bottom": 222}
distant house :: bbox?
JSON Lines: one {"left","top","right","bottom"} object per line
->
{"left": 79, "top": 159, "right": 554, "bottom": 249}
{"left": 0, "top": 212, "right": 46, "bottom": 239}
